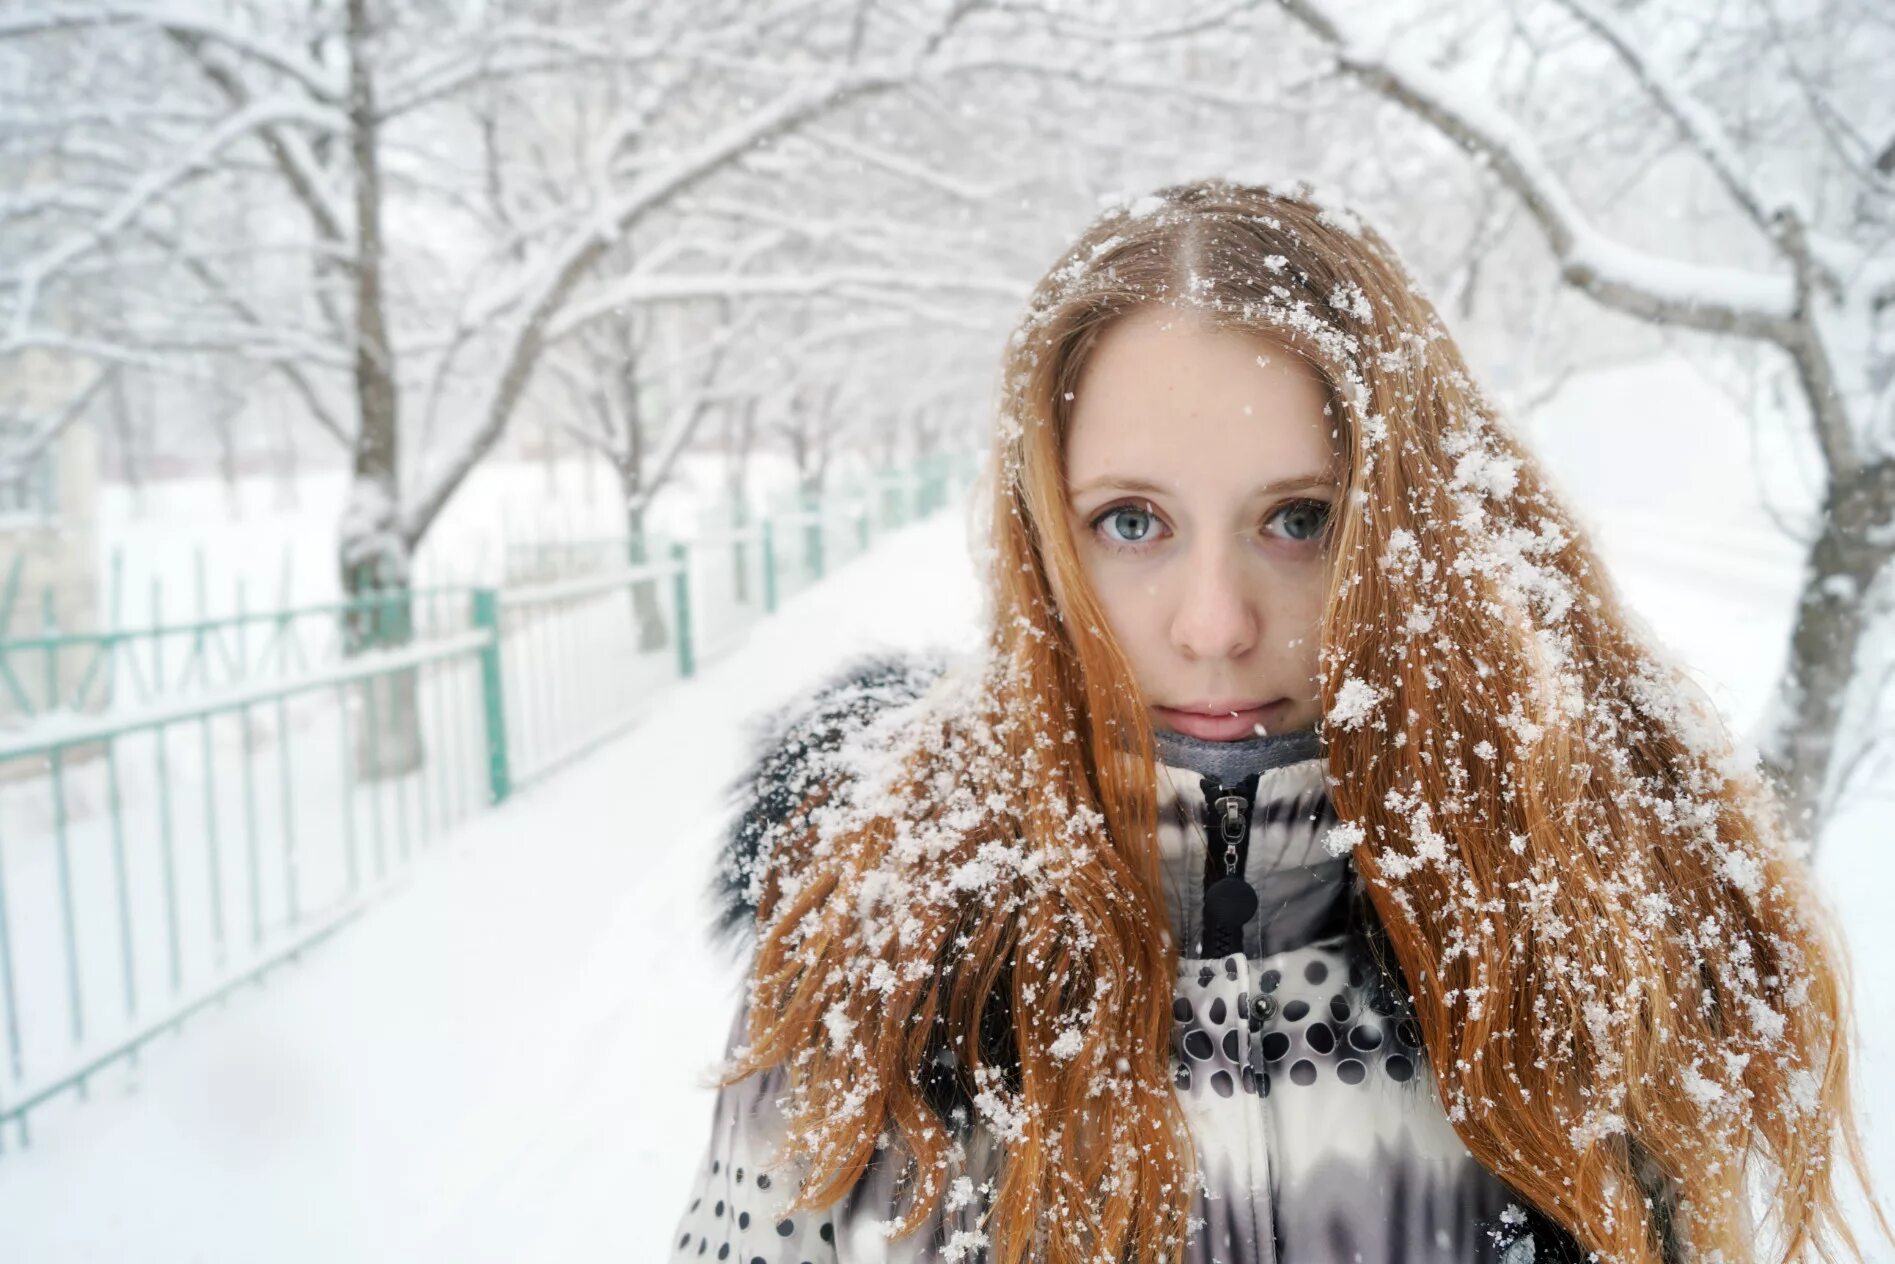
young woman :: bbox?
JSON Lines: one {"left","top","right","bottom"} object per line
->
{"left": 668, "top": 179, "right": 1885, "bottom": 1263}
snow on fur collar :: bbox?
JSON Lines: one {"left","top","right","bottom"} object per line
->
{"left": 705, "top": 647, "right": 954, "bottom": 954}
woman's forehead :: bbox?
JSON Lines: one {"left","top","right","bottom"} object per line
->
{"left": 1063, "top": 311, "right": 1339, "bottom": 487}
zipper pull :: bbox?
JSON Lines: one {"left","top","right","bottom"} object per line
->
{"left": 1213, "top": 791, "right": 1249, "bottom": 875}
{"left": 1198, "top": 776, "right": 1260, "bottom": 958}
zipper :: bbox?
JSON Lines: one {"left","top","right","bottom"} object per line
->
{"left": 1196, "top": 773, "right": 1262, "bottom": 959}
{"left": 1201, "top": 774, "right": 1259, "bottom": 880}
{"left": 1214, "top": 789, "right": 1250, "bottom": 876}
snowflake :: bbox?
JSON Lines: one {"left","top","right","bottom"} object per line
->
{"left": 1321, "top": 820, "right": 1366, "bottom": 858}
{"left": 1328, "top": 676, "right": 1387, "bottom": 731}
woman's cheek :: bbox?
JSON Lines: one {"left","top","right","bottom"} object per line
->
{"left": 1095, "top": 570, "right": 1162, "bottom": 649}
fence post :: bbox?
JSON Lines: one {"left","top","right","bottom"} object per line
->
{"left": 761, "top": 519, "right": 777, "bottom": 615}
{"left": 669, "top": 541, "right": 695, "bottom": 679}
{"left": 470, "top": 588, "right": 512, "bottom": 806}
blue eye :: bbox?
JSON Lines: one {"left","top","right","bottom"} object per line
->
{"left": 1275, "top": 500, "right": 1331, "bottom": 542}
{"left": 1096, "top": 504, "right": 1162, "bottom": 546}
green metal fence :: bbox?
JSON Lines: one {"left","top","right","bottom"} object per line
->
{"left": 0, "top": 629, "right": 493, "bottom": 1151}
{"left": 0, "top": 450, "right": 978, "bottom": 1148}
{"left": 0, "top": 551, "right": 476, "bottom": 722}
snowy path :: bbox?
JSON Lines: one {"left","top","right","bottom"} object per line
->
{"left": 0, "top": 501, "right": 988, "bottom": 1263}
{"left": 0, "top": 488, "right": 1886, "bottom": 1262}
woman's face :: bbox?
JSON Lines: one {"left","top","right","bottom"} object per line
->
{"left": 1060, "top": 304, "right": 1340, "bottom": 742}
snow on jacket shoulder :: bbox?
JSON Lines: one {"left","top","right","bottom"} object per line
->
{"left": 704, "top": 646, "right": 955, "bottom": 959}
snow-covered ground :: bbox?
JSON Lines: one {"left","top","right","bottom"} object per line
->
{"left": 0, "top": 360, "right": 1886, "bottom": 1260}
{"left": 0, "top": 483, "right": 991, "bottom": 1262}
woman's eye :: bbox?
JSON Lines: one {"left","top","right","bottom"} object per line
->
{"left": 1272, "top": 499, "right": 1332, "bottom": 542}
{"left": 1095, "top": 504, "right": 1163, "bottom": 546}
{"left": 1087, "top": 498, "right": 1331, "bottom": 552}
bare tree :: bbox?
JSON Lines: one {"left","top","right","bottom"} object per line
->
{"left": 545, "top": 281, "right": 746, "bottom": 649}
{"left": 1272, "top": 0, "right": 1895, "bottom": 845}
{"left": 0, "top": 0, "right": 1013, "bottom": 773}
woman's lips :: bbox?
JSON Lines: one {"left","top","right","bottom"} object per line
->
{"left": 1154, "top": 700, "right": 1290, "bottom": 741}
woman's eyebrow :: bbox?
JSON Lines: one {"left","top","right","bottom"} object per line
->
{"left": 1066, "top": 472, "right": 1339, "bottom": 498}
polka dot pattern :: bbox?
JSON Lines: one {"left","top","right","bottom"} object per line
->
{"left": 668, "top": 1002, "right": 850, "bottom": 1263}
{"left": 1168, "top": 937, "right": 1427, "bottom": 1101}
{"left": 677, "top": 942, "right": 1440, "bottom": 1261}
{"left": 1146, "top": 922, "right": 1532, "bottom": 1257}
{"left": 671, "top": 1133, "right": 828, "bottom": 1262}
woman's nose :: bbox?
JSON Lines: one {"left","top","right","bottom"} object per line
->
{"left": 1169, "top": 547, "right": 1259, "bottom": 661}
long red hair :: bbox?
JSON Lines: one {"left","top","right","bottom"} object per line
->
{"left": 716, "top": 178, "right": 1889, "bottom": 1262}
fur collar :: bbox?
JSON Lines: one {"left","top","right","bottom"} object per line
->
{"left": 705, "top": 647, "right": 952, "bottom": 954}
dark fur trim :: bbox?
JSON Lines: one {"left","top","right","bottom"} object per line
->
{"left": 702, "top": 643, "right": 999, "bottom": 1134}
{"left": 704, "top": 646, "right": 952, "bottom": 956}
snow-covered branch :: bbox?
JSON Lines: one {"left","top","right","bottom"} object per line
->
{"left": 4, "top": 93, "right": 346, "bottom": 340}
{"left": 377, "top": 27, "right": 668, "bottom": 121}
{"left": 1275, "top": 0, "right": 1800, "bottom": 343}
{"left": 986, "top": 0, "right": 1266, "bottom": 43}
{"left": 402, "top": 59, "right": 922, "bottom": 547}
{"left": 1549, "top": 0, "right": 1790, "bottom": 236}
{"left": 0, "top": 326, "right": 346, "bottom": 372}
{"left": 165, "top": 30, "right": 350, "bottom": 240}
{"left": 799, "top": 125, "right": 1006, "bottom": 202}
{"left": 546, "top": 266, "right": 1020, "bottom": 341}
{"left": 0, "top": 5, "right": 343, "bottom": 100}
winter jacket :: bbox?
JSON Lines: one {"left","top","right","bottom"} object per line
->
{"left": 670, "top": 649, "right": 1591, "bottom": 1263}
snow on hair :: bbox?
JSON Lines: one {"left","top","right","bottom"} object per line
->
{"left": 712, "top": 177, "right": 1880, "bottom": 1264}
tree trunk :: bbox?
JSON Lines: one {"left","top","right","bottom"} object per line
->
{"left": 338, "top": 0, "right": 422, "bottom": 783}
{"left": 800, "top": 467, "right": 826, "bottom": 582}
{"left": 211, "top": 393, "right": 241, "bottom": 519}
{"left": 623, "top": 487, "right": 668, "bottom": 654}
{"left": 342, "top": 540, "right": 424, "bottom": 783}
{"left": 723, "top": 398, "right": 758, "bottom": 606}
{"left": 108, "top": 368, "right": 143, "bottom": 507}
{"left": 1757, "top": 456, "right": 1895, "bottom": 842}
{"left": 273, "top": 404, "right": 300, "bottom": 511}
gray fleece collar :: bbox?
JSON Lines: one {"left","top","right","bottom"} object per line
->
{"left": 1152, "top": 724, "right": 1322, "bottom": 784}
